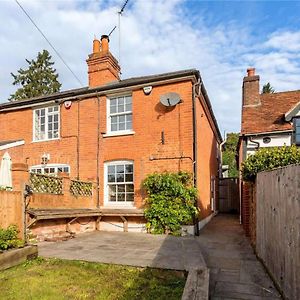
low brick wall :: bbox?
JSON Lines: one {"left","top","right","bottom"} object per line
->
{"left": 29, "top": 217, "right": 97, "bottom": 241}
{"left": 29, "top": 193, "right": 96, "bottom": 209}
{"left": 29, "top": 216, "right": 147, "bottom": 241}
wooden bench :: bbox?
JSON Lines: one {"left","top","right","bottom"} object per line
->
{"left": 26, "top": 208, "right": 144, "bottom": 233}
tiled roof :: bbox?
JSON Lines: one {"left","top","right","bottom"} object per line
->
{"left": 0, "top": 69, "right": 199, "bottom": 110}
{"left": 242, "top": 90, "right": 300, "bottom": 134}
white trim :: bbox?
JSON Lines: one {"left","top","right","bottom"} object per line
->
{"left": 0, "top": 140, "right": 24, "bottom": 151}
{"left": 31, "top": 137, "right": 60, "bottom": 143}
{"left": 32, "top": 105, "right": 60, "bottom": 142}
{"left": 241, "top": 129, "right": 293, "bottom": 137}
{"left": 104, "top": 160, "right": 135, "bottom": 207}
{"left": 102, "top": 131, "right": 135, "bottom": 138}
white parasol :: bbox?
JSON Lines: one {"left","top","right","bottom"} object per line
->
{"left": 0, "top": 152, "right": 12, "bottom": 189}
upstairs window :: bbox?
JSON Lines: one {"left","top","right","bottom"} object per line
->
{"left": 108, "top": 95, "right": 132, "bottom": 133}
{"left": 34, "top": 106, "right": 59, "bottom": 141}
{"left": 294, "top": 118, "right": 300, "bottom": 145}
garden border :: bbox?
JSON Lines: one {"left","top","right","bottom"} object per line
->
{"left": 0, "top": 245, "right": 38, "bottom": 271}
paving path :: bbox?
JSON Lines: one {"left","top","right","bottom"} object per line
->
{"left": 39, "top": 230, "right": 206, "bottom": 271}
{"left": 198, "top": 214, "right": 281, "bottom": 300}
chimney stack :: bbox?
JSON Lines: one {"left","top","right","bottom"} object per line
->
{"left": 86, "top": 35, "right": 121, "bottom": 87}
{"left": 242, "top": 67, "right": 260, "bottom": 107}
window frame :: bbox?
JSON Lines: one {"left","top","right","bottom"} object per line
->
{"left": 33, "top": 105, "right": 60, "bottom": 142}
{"left": 104, "top": 160, "right": 134, "bottom": 207}
{"left": 106, "top": 94, "right": 133, "bottom": 136}
{"left": 293, "top": 117, "right": 300, "bottom": 146}
{"left": 30, "top": 164, "right": 70, "bottom": 176}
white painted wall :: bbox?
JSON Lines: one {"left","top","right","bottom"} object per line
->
{"left": 246, "top": 133, "right": 292, "bottom": 156}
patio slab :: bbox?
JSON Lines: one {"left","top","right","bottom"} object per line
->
{"left": 38, "top": 231, "right": 206, "bottom": 271}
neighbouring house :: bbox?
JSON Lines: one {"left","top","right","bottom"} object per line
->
{"left": 238, "top": 67, "right": 300, "bottom": 235}
{"left": 0, "top": 35, "right": 222, "bottom": 237}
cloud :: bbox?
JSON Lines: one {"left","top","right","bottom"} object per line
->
{"left": 0, "top": 1, "right": 300, "bottom": 134}
{"left": 265, "top": 31, "right": 300, "bottom": 52}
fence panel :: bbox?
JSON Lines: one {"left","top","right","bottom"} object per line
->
{"left": 30, "top": 173, "right": 63, "bottom": 194}
{"left": 218, "top": 178, "right": 239, "bottom": 213}
{"left": 256, "top": 164, "right": 300, "bottom": 300}
{"left": 70, "top": 180, "right": 93, "bottom": 197}
{"left": 0, "top": 190, "right": 24, "bottom": 238}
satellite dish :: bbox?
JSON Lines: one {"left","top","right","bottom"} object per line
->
{"left": 160, "top": 92, "right": 181, "bottom": 107}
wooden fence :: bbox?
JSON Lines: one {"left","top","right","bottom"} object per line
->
{"left": 0, "top": 190, "right": 24, "bottom": 238}
{"left": 218, "top": 178, "right": 239, "bottom": 213}
{"left": 256, "top": 164, "right": 300, "bottom": 300}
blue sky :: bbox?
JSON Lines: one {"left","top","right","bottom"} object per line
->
{"left": 1, "top": 0, "right": 300, "bottom": 134}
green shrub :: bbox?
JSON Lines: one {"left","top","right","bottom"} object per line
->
{"left": 0, "top": 225, "right": 24, "bottom": 251}
{"left": 242, "top": 145, "right": 300, "bottom": 182}
{"left": 143, "top": 172, "right": 198, "bottom": 235}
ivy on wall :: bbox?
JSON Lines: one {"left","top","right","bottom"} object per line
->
{"left": 143, "top": 172, "right": 198, "bottom": 235}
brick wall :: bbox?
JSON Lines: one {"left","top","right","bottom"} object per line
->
{"left": 0, "top": 79, "right": 220, "bottom": 216}
{"left": 241, "top": 181, "right": 256, "bottom": 245}
{"left": 195, "top": 94, "right": 220, "bottom": 218}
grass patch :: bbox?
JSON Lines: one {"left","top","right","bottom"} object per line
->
{"left": 0, "top": 257, "right": 186, "bottom": 300}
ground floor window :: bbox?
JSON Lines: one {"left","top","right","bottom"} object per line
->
{"left": 105, "top": 161, "right": 134, "bottom": 205}
{"left": 30, "top": 164, "right": 70, "bottom": 176}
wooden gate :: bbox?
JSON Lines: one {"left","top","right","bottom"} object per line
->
{"left": 218, "top": 178, "right": 239, "bottom": 213}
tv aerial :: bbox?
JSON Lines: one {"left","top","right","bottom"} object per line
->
{"left": 160, "top": 93, "right": 181, "bottom": 107}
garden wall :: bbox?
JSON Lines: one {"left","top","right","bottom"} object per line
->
{"left": 0, "top": 190, "right": 24, "bottom": 238}
{"left": 256, "top": 164, "right": 300, "bottom": 300}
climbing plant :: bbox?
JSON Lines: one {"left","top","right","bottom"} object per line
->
{"left": 143, "top": 172, "right": 198, "bottom": 235}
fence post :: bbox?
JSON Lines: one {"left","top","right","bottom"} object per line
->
{"left": 11, "top": 163, "right": 29, "bottom": 240}
{"left": 11, "top": 163, "right": 29, "bottom": 192}
{"left": 59, "top": 172, "right": 71, "bottom": 195}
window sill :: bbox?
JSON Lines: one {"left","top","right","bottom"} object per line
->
{"left": 31, "top": 138, "right": 60, "bottom": 143}
{"left": 102, "top": 203, "right": 136, "bottom": 208}
{"left": 102, "top": 131, "right": 135, "bottom": 138}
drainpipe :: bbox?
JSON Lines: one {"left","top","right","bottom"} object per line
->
{"left": 219, "top": 138, "right": 226, "bottom": 178}
{"left": 249, "top": 136, "right": 260, "bottom": 150}
{"left": 96, "top": 94, "right": 100, "bottom": 208}
{"left": 192, "top": 78, "right": 200, "bottom": 236}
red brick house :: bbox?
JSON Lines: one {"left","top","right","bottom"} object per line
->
{"left": 239, "top": 67, "right": 300, "bottom": 235}
{"left": 0, "top": 35, "right": 222, "bottom": 233}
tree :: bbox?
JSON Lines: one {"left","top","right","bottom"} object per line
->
{"left": 9, "top": 50, "right": 61, "bottom": 101}
{"left": 262, "top": 82, "right": 275, "bottom": 94}
{"left": 222, "top": 133, "right": 239, "bottom": 177}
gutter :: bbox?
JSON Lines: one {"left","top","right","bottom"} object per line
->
{"left": 0, "top": 73, "right": 198, "bottom": 112}
{"left": 241, "top": 129, "right": 293, "bottom": 137}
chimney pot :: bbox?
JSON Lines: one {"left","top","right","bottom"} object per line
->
{"left": 93, "top": 39, "right": 101, "bottom": 53}
{"left": 87, "top": 35, "right": 120, "bottom": 87}
{"left": 247, "top": 68, "right": 255, "bottom": 77}
{"left": 101, "top": 35, "right": 109, "bottom": 53}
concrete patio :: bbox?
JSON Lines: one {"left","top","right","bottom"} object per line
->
{"left": 38, "top": 230, "right": 206, "bottom": 271}
{"left": 198, "top": 214, "right": 281, "bottom": 299}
